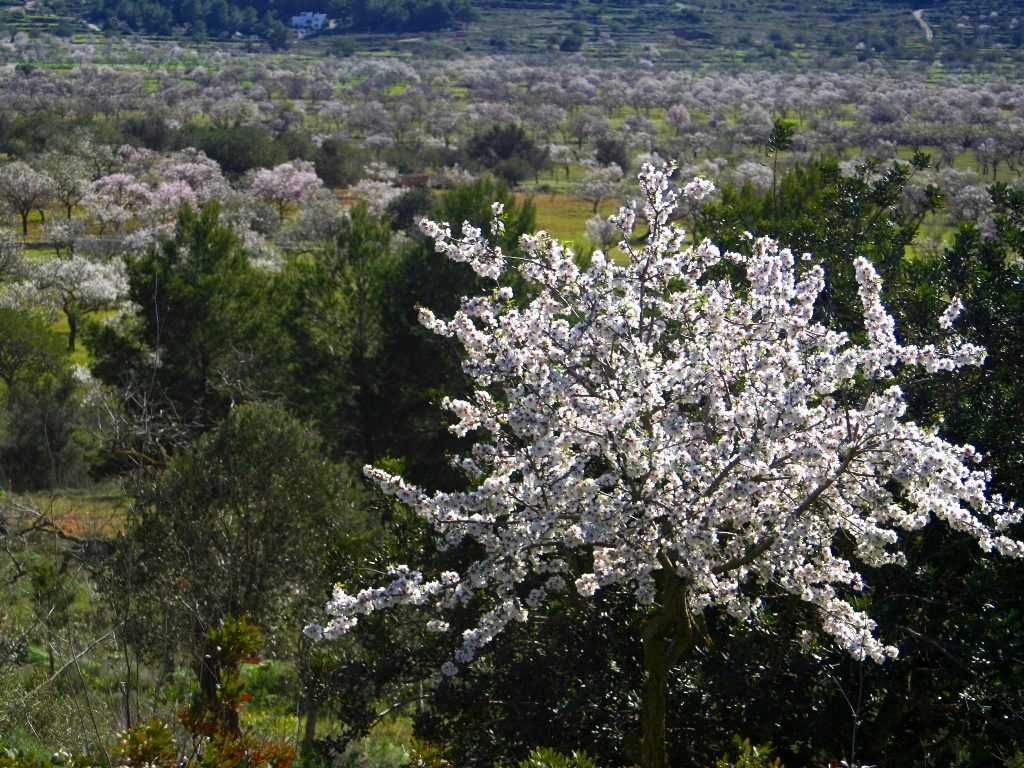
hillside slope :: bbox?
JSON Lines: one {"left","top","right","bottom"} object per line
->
{"left": 0, "top": 0, "right": 1020, "bottom": 64}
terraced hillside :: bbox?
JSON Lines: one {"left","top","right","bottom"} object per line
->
{"left": 2, "top": 0, "right": 1024, "bottom": 67}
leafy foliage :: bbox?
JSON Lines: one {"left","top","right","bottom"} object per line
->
{"left": 415, "top": 164, "right": 1024, "bottom": 768}
{"left": 467, "top": 125, "right": 548, "bottom": 186}
{"left": 89, "top": 0, "right": 476, "bottom": 40}
{"left": 175, "top": 127, "right": 288, "bottom": 181}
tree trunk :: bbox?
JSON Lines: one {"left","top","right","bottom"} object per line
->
{"left": 639, "top": 567, "right": 698, "bottom": 768}
{"left": 67, "top": 311, "right": 77, "bottom": 352}
{"left": 303, "top": 692, "right": 319, "bottom": 745}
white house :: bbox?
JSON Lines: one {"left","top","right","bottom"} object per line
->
{"left": 290, "top": 12, "right": 327, "bottom": 29}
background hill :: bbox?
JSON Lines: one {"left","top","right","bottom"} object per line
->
{"left": 1, "top": 0, "right": 1022, "bottom": 65}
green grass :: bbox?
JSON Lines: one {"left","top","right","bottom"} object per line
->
{"left": 519, "top": 191, "right": 620, "bottom": 245}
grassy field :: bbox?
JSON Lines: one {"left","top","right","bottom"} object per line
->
{"left": 519, "top": 190, "right": 621, "bottom": 243}
{"left": 6, "top": 484, "right": 130, "bottom": 536}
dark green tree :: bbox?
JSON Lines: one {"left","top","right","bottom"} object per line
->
{"left": 85, "top": 203, "right": 274, "bottom": 446}
{"left": 275, "top": 179, "right": 534, "bottom": 488}
{"left": 313, "top": 139, "right": 367, "bottom": 189}
{"left": 468, "top": 125, "right": 549, "bottom": 186}
{"left": 260, "top": 13, "right": 290, "bottom": 50}
{"left": 175, "top": 126, "right": 288, "bottom": 179}
{"left": 385, "top": 186, "right": 435, "bottom": 232}
{"left": 697, "top": 154, "right": 942, "bottom": 332}
{"left": 764, "top": 118, "right": 795, "bottom": 218}
{"left": 274, "top": 202, "right": 399, "bottom": 464}
{"left": 0, "top": 374, "right": 86, "bottom": 492}
{"left": 329, "top": 0, "right": 476, "bottom": 33}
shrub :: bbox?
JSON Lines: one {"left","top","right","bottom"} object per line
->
{"left": 716, "top": 737, "right": 782, "bottom": 768}
{"left": 517, "top": 748, "right": 598, "bottom": 768}
{"left": 0, "top": 374, "right": 85, "bottom": 492}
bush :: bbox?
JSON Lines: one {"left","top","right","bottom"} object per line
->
{"left": 277, "top": 131, "right": 317, "bottom": 162}
{"left": 467, "top": 124, "right": 547, "bottom": 183}
{"left": 385, "top": 186, "right": 434, "bottom": 231}
{"left": 0, "top": 750, "right": 99, "bottom": 768}
{"left": 121, "top": 114, "right": 174, "bottom": 152}
{"left": 107, "top": 401, "right": 354, "bottom": 663}
{"left": 492, "top": 157, "right": 533, "bottom": 186}
{"left": 314, "top": 139, "right": 366, "bottom": 189}
{"left": 559, "top": 34, "right": 582, "bottom": 51}
{"left": 594, "top": 137, "right": 629, "bottom": 171}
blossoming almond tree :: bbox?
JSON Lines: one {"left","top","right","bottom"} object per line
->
{"left": 0, "top": 162, "right": 55, "bottom": 235}
{"left": 252, "top": 160, "right": 324, "bottom": 221}
{"left": 4, "top": 254, "right": 127, "bottom": 350}
{"left": 86, "top": 173, "right": 153, "bottom": 233}
{"left": 308, "top": 164, "right": 1023, "bottom": 768}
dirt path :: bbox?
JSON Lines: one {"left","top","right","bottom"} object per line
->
{"left": 913, "top": 9, "right": 933, "bottom": 42}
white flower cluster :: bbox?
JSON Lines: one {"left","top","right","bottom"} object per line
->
{"left": 308, "top": 162, "right": 1022, "bottom": 672}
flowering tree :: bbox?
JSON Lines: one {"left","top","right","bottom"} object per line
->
{"left": 348, "top": 162, "right": 405, "bottom": 215}
{"left": 41, "top": 217, "right": 88, "bottom": 259}
{"left": 307, "top": 164, "right": 1024, "bottom": 768}
{"left": 40, "top": 152, "right": 92, "bottom": 220}
{"left": 0, "top": 162, "right": 55, "bottom": 235}
{"left": 574, "top": 162, "right": 625, "bottom": 214}
{"left": 665, "top": 104, "right": 691, "bottom": 135}
{"left": 11, "top": 255, "right": 127, "bottom": 350}
{"left": 159, "top": 150, "right": 232, "bottom": 207}
{"left": 0, "top": 229, "right": 22, "bottom": 279}
{"left": 86, "top": 173, "right": 153, "bottom": 233}
{"left": 150, "top": 180, "right": 200, "bottom": 222}
{"left": 252, "top": 160, "right": 325, "bottom": 220}
{"left": 548, "top": 143, "right": 573, "bottom": 180}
